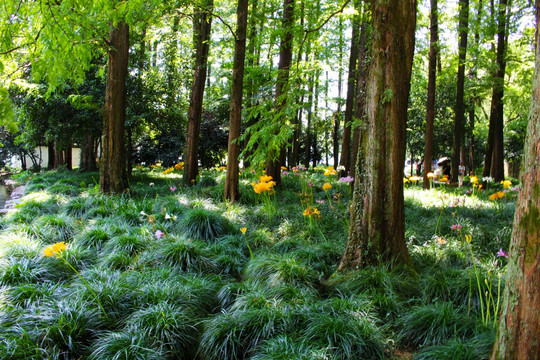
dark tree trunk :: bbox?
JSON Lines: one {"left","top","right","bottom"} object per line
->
{"left": 100, "top": 21, "right": 129, "bottom": 193}
{"left": 224, "top": 0, "right": 249, "bottom": 202}
{"left": 339, "top": 14, "right": 360, "bottom": 176}
{"left": 47, "top": 141, "right": 55, "bottom": 169}
{"left": 184, "top": 0, "right": 213, "bottom": 185}
{"left": 485, "top": 0, "right": 508, "bottom": 182}
{"left": 338, "top": 0, "right": 417, "bottom": 271}
{"left": 64, "top": 147, "right": 72, "bottom": 170}
{"left": 350, "top": 16, "right": 367, "bottom": 179}
{"left": 451, "top": 0, "right": 469, "bottom": 183}
{"left": 80, "top": 135, "right": 97, "bottom": 172}
{"left": 55, "top": 146, "right": 64, "bottom": 169}
{"left": 423, "top": 0, "right": 438, "bottom": 189}
{"left": 490, "top": 4, "right": 540, "bottom": 357}
{"left": 265, "top": 0, "right": 294, "bottom": 184}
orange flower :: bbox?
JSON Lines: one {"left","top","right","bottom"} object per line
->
{"left": 43, "top": 242, "right": 68, "bottom": 257}
{"left": 322, "top": 183, "right": 332, "bottom": 191}
{"left": 259, "top": 175, "right": 273, "bottom": 183}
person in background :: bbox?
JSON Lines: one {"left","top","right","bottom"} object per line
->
{"left": 458, "top": 161, "right": 466, "bottom": 187}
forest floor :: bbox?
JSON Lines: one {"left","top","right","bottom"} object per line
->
{"left": 0, "top": 167, "right": 517, "bottom": 359}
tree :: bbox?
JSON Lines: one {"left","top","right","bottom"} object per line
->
{"left": 264, "top": 0, "right": 295, "bottom": 184}
{"left": 184, "top": 0, "right": 214, "bottom": 185}
{"left": 490, "top": 4, "right": 540, "bottom": 358}
{"left": 483, "top": 0, "right": 509, "bottom": 182}
{"left": 451, "top": 0, "right": 470, "bottom": 183}
{"left": 338, "top": 0, "right": 417, "bottom": 270}
{"left": 423, "top": 0, "right": 438, "bottom": 188}
{"left": 224, "top": 0, "right": 249, "bottom": 202}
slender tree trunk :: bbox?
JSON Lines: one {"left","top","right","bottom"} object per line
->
{"left": 490, "top": 5, "right": 540, "bottom": 357}
{"left": 338, "top": 0, "right": 417, "bottom": 271}
{"left": 468, "top": 103, "right": 476, "bottom": 174}
{"left": 100, "top": 21, "right": 129, "bottom": 193}
{"left": 423, "top": 0, "right": 438, "bottom": 189}
{"left": 486, "top": 0, "right": 508, "bottom": 182}
{"left": 47, "top": 141, "right": 55, "bottom": 169}
{"left": 55, "top": 145, "right": 64, "bottom": 169}
{"left": 334, "top": 16, "right": 344, "bottom": 168}
{"left": 265, "top": 0, "right": 294, "bottom": 184}
{"left": 451, "top": 0, "right": 469, "bottom": 183}
{"left": 224, "top": 0, "right": 249, "bottom": 202}
{"left": 305, "top": 70, "right": 314, "bottom": 168}
{"left": 64, "top": 147, "right": 72, "bottom": 170}
{"left": 339, "top": 13, "right": 360, "bottom": 176}
{"left": 184, "top": 0, "right": 213, "bottom": 185}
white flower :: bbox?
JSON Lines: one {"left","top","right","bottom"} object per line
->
{"left": 149, "top": 183, "right": 155, "bottom": 186}
{"left": 140, "top": 211, "right": 147, "bottom": 216}
{"left": 483, "top": 176, "right": 494, "bottom": 183}
{"left": 337, "top": 165, "right": 345, "bottom": 171}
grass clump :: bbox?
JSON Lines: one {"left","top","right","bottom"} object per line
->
{"left": 181, "top": 208, "right": 234, "bottom": 241}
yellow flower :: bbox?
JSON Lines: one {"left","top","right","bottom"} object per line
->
{"left": 439, "top": 176, "right": 449, "bottom": 183}
{"left": 489, "top": 191, "right": 505, "bottom": 201}
{"left": 403, "top": 178, "right": 409, "bottom": 183}
{"left": 470, "top": 176, "right": 478, "bottom": 184}
{"left": 281, "top": 166, "right": 287, "bottom": 170}
{"left": 240, "top": 227, "right": 247, "bottom": 235}
{"left": 174, "top": 162, "right": 184, "bottom": 170}
{"left": 136, "top": 165, "right": 144, "bottom": 170}
{"left": 43, "top": 242, "right": 68, "bottom": 257}
{"left": 259, "top": 175, "right": 273, "bottom": 183}
{"left": 322, "top": 183, "right": 332, "bottom": 191}
{"left": 409, "top": 176, "right": 421, "bottom": 182}
{"left": 218, "top": 166, "right": 226, "bottom": 171}
{"left": 501, "top": 180, "right": 512, "bottom": 189}
{"left": 465, "top": 235, "right": 472, "bottom": 243}
{"left": 253, "top": 181, "right": 275, "bottom": 194}
{"left": 163, "top": 167, "right": 174, "bottom": 174}
{"left": 303, "top": 206, "right": 320, "bottom": 218}
{"left": 324, "top": 167, "right": 337, "bottom": 176}
{"left": 427, "top": 172, "right": 435, "bottom": 178}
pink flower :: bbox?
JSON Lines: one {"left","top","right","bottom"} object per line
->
{"left": 170, "top": 186, "right": 177, "bottom": 192}
{"left": 282, "top": 171, "right": 289, "bottom": 176}
{"left": 451, "top": 224, "right": 462, "bottom": 231}
{"left": 497, "top": 249, "right": 508, "bottom": 258}
{"left": 155, "top": 230, "right": 164, "bottom": 239}
{"left": 339, "top": 176, "right": 354, "bottom": 183}
{"left": 316, "top": 200, "right": 325, "bottom": 204}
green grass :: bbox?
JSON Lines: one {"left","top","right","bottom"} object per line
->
{"left": 0, "top": 169, "right": 515, "bottom": 359}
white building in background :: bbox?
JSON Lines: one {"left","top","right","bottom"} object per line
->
{"left": 9, "top": 146, "right": 82, "bottom": 169}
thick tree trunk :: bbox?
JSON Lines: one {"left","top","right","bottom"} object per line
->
{"left": 338, "top": 0, "right": 416, "bottom": 271}
{"left": 64, "top": 147, "right": 72, "bottom": 170}
{"left": 100, "top": 21, "right": 129, "bottom": 193}
{"left": 486, "top": 0, "right": 508, "bottom": 182}
{"left": 490, "top": 5, "right": 540, "bottom": 357}
{"left": 80, "top": 135, "right": 97, "bottom": 172}
{"left": 265, "top": 0, "right": 294, "bottom": 184}
{"left": 451, "top": 0, "right": 469, "bottom": 183}
{"left": 339, "top": 15, "right": 360, "bottom": 176}
{"left": 55, "top": 146, "right": 64, "bottom": 169}
{"left": 224, "top": 0, "right": 249, "bottom": 202}
{"left": 47, "top": 141, "right": 55, "bottom": 169}
{"left": 423, "top": 0, "right": 438, "bottom": 189}
{"left": 184, "top": 0, "right": 213, "bottom": 185}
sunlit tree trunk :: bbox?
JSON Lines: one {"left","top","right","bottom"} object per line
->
{"left": 338, "top": 0, "right": 416, "bottom": 271}
{"left": 484, "top": 0, "right": 508, "bottom": 182}
{"left": 224, "top": 0, "right": 249, "bottom": 202}
{"left": 423, "top": 0, "right": 438, "bottom": 189}
{"left": 265, "top": 0, "right": 294, "bottom": 184}
{"left": 333, "top": 16, "right": 344, "bottom": 168}
{"left": 184, "top": 0, "right": 213, "bottom": 185}
{"left": 451, "top": 0, "right": 469, "bottom": 183}
{"left": 490, "top": 5, "right": 540, "bottom": 357}
{"left": 100, "top": 21, "right": 129, "bottom": 193}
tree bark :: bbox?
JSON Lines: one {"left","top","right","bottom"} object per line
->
{"left": 451, "top": 0, "right": 469, "bottom": 183}
{"left": 47, "top": 141, "right": 55, "bottom": 169}
{"left": 224, "top": 0, "right": 249, "bottom": 202}
{"left": 265, "top": 0, "right": 294, "bottom": 184}
{"left": 184, "top": 0, "right": 213, "bottom": 185}
{"left": 490, "top": 4, "right": 540, "bottom": 357}
{"left": 100, "top": 21, "right": 129, "bottom": 193}
{"left": 305, "top": 70, "right": 314, "bottom": 168}
{"left": 333, "top": 16, "right": 344, "bottom": 168}
{"left": 338, "top": 0, "right": 416, "bottom": 271}
{"left": 339, "top": 13, "right": 360, "bottom": 177}
{"left": 423, "top": 0, "right": 438, "bottom": 189}
{"left": 484, "top": 0, "right": 508, "bottom": 182}
{"left": 80, "top": 135, "right": 97, "bottom": 172}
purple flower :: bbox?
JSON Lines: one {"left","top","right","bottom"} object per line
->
{"left": 282, "top": 171, "right": 289, "bottom": 176}
{"left": 155, "top": 230, "right": 164, "bottom": 239}
{"left": 316, "top": 200, "right": 325, "bottom": 204}
{"left": 170, "top": 186, "right": 177, "bottom": 192}
{"left": 339, "top": 176, "right": 354, "bottom": 183}
{"left": 497, "top": 248, "right": 508, "bottom": 258}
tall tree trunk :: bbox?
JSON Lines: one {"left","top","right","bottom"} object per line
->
{"left": 338, "top": 0, "right": 417, "bottom": 271}
{"left": 423, "top": 0, "right": 438, "bottom": 189}
{"left": 55, "top": 145, "right": 64, "bottom": 169}
{"left": 490, "top": 5, "right": 540, "bottom": 357}
{"left": 224, "top": 0, "right": 249, "bottom": 202}
{"left": 100, "top": 21, "right": 129, "bottom": 193}
{"left": 64, "top": 147, "right": 72, "bottom": 170}
{"left": 468, "top": 102, "right": 476, "bottom": 174}
{"left": 451, "top": 0, "right": 469, "bottom": 183}
{"left": 80, "top": 135, "right": 97, "bottom": 172}
{"left": 485, "top": 0, "right": 508, "bottom": 182}
{"left": 339, "top": 13, "right": 360, "bottom": 176}
{"left": 184, "top": 0, "right": 213, "bottom": 185}
{"left": 265, "top": 0, "right": 294, "bottom": 184}
{"left": 47, "top": 141, "right": 55, "bottom": 169}
{"left": 334, "top": 16, "right": 344, "bottom": 168}
{"left": 305, "top": 70, "right": 314, "bottom": 168}
{"left": 350, "top": 15, "right": 368, "bottom": 179}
